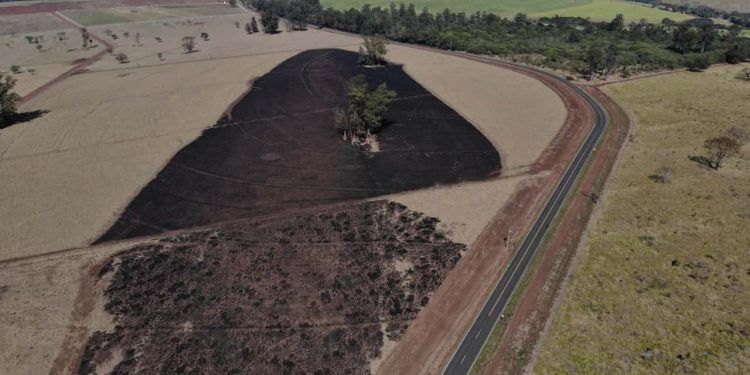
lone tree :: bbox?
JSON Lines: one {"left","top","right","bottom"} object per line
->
{"left": 334, "top": 75, "right": 396, "bottom": 143}
{"left": 115, "top": 53, "right": 129, "bottom": 64}
{"left": 0, "top": 73, "right": 21, "bottom": 128}
{"left": 737, "top": 67, "right": 750, "bottom": 82}
{"left": 702, "top": 136, "right": 740, "bottom": 170}
{"left": 358, "top": 36, "right": 388, "bottom": 66}
{"left": 260, "top": 12, "right": 279, "bottom": 34}
{"left": 181, "top": 36, "right": 196, "bottom": 53}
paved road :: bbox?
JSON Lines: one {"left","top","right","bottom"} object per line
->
{"left": 443, "top": 68, "right": 608, "bottom": 375}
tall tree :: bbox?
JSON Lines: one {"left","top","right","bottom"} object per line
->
{"left": 358, "top": 36, "right": 388, "bottom": 66}
{"left": 260, "top": 12, "right": 279, "bottom": 33}
{"left": 587, "top": 43, "right": 605, "bottom": 80}
{"left": 608, "top": 14, "right": 625, "bottom": 32}
{"left": 0, "top": 73, "right": 21, "bottom": 128}
{"left": 251, "top": 17, "right": 259, "bottom": 33}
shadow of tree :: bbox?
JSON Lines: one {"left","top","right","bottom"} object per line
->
{"left": 0, "top": 109, "right": 49, "bottom": 130}
{"left": 688, "top": 155, "right": 715, "bottom": 170}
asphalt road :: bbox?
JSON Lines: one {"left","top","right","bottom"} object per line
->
{"left": 443, "top": 69, "right": 608, "bottom": 375}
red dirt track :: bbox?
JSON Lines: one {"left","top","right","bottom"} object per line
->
{"left": 372, "top": 48, "right": 598, "bottom": 375}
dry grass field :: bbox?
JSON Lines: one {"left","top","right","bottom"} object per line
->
{"left": 533, "top": 64, "right": 750, "bottom": 374}
{"left": 61, "top": 4, "right": 245, "bottom": 26}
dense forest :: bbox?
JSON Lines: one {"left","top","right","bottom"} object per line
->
{"left": 249, "top": 0, "right": 750, "bottom": 79}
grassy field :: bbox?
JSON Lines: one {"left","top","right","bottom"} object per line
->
{"left": 674, "top": 0, "right": 750, "bottom": 13}
{"left": 319, "top": 0, "right": 693, "bottom": 22}
{"left": 533, "top": 64, "right": 750, "bottom": 374}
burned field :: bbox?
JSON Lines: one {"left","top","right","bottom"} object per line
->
{"left": 98, "top": 48, "right": 501, "bottom": 242}
{"left": 79, "top": 200, "right": 464, "bottom": 374}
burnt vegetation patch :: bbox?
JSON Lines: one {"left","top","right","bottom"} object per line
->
{"left": 97, "top": 48, "right": 500, "bottom": 242}
{"left": 79, "top": 201, "right": 465, "bottom": 374}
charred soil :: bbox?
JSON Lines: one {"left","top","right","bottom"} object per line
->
{"left": 78, "top": 200, "right": 465, "bottom": 374}
{"left": 97, "top": 49, "right": 501, "bottom": 242}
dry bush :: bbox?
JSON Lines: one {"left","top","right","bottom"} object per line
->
{"left": 649, "top": 166, "right": 674, "bottom": 183}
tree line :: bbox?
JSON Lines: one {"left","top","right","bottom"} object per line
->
{"left": 249, "top": 0, "right": 750, "bottom": 79}
{"left": 628, "top": 0, "right": 750, "bottom": 28}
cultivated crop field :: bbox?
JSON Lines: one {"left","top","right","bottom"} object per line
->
{"left": 534, "top": 64, "right": 750, "bottom": 373}
{"left": 319, "top": 0, "right": 693, "bottom": 22}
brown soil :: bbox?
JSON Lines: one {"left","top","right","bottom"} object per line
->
{"left": 478, "top": 86, "right": 631, "bottom": 374}
{"left": 77, "top": 200, "right": 465, "bottom": 374}
{"left": 373, "top": 50, "right": 597, "bottom": 375}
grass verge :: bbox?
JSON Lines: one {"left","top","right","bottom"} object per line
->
{"left": 534, "top": 64, "right": 750, "bottom": 374}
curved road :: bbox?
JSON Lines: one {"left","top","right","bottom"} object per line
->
{"left": 443, "top": 67, "right": 608, "bottom": 375}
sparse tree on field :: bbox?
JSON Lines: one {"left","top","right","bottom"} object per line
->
{"left": 702, "top": 136, "right": 740, "bottom": 170}
{"left": 234, "top": 21, "right": 240, "bottom": 28}
{"left": 229, "top": 0, "right": 238, "bottom": 7}
{"left": 250, "top": 17, "right": 259, "bottom": 33}
{"left": 115, "top": 53, "right": 129, "bottom": 64}
{"left": 358, "top": 36, "right": 388, "bottom": 66}
{"left": 157, "top": 52, "right": 163, "bottom": 61}
{"left": 737, "top": 68, "right": 750, "bottom": 82}
{"left": 200, "top": 32, "right": 209, "bottom": 41}
{"left": 334, "top": 75, "right": 396, "bottom": 143}
{"left": 10, "top": 65, "right": 21, "bottom": 74}
{"left": 725, "top": 126, "right": 749, "bottom": 146}
{"left": 245, "top": 22, "right": 253, "bottom": 34}
{"left": 0, "top": 73, "right": 21, "bottom": 127}
{"left": 181, "top": 36, "right": 196, "bottom": 53}
{"left": 260, "top": 12, "right": 279, "bottom": 34}
{"left": 649, "top": 166, "right": 674, "bottom": 183}
{"left": 135, "top": 32, "right": 140, "bottom": 46}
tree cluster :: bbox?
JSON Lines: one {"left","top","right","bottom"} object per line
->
{"left": 250, "top": 0, "right": 750, "bottom": 78}
{"left": 358, "top": 35, "right": 388, "bottom": 66}
{"left": 334, "top": 75, "right": 396, "bottom": 144}
{"left": 629, "top": 0, "right": 750, "bottom": 28}
{"left": 260, "top": 12, "right": 280, "bottom": 33}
